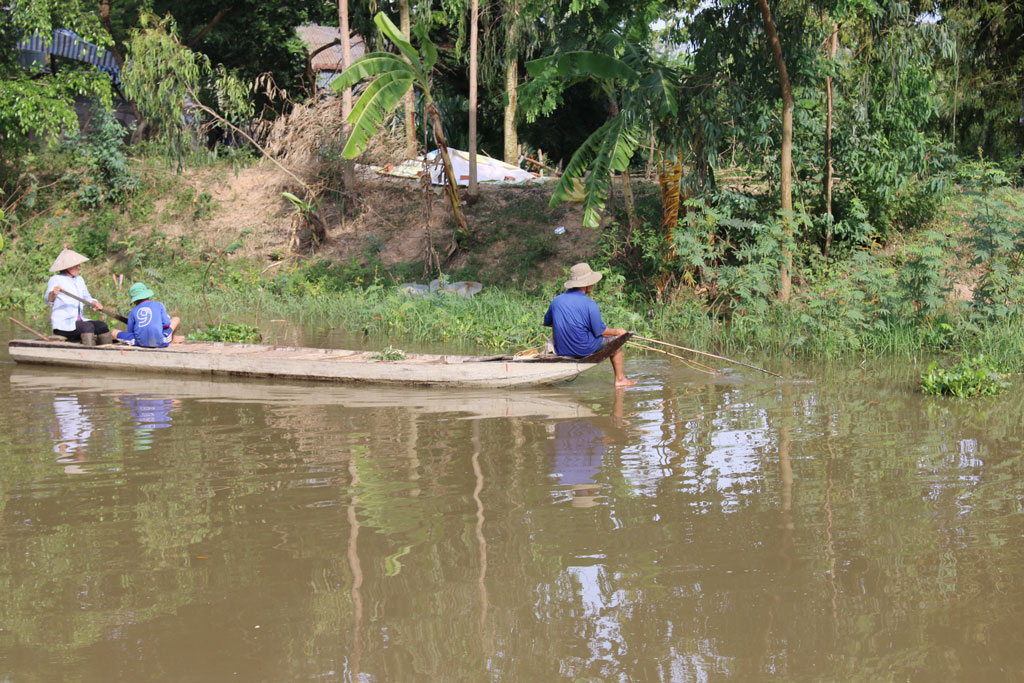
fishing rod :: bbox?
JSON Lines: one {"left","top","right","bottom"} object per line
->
{"left": 626, "top": 341, "right": 719, "bottom": 376}
{"left": 632, "top": 335, "right": 783, "bottom": 378}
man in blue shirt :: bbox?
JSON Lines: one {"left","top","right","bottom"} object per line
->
{"left": 544, "top": 263, "right": 636, "bottom": 387}
{"left": 116, "top": 282, "right": 181, "bottom": 348}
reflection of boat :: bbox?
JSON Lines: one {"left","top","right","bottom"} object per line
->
{"left": 9, "top": 368, "right": 597, "bottom": 420}
{"left": 7, "top": 335, "right": 630, "bottom": 388}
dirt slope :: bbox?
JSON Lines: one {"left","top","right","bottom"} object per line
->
{"left": 153, "top": 161, "right": 603, "bottom": 285}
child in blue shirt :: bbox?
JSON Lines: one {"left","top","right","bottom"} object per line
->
{"left": 116, "top": 282, "right": 181, "bottom": 348}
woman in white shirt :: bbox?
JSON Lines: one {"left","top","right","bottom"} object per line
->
{"left": 44, "top": 248, "right": 111, "bottom": 344}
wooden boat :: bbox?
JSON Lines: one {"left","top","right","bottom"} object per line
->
{"left": 6, "top": 333, "right": 631, "bottom": 388}
{"left": 10, "top": 368, "right": 598, "bottom": 419}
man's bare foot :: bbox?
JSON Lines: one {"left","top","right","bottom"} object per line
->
{"left": 172, "top": 335, "right": 186, "bottom": 344}
{"left": 614, "top": 377, "right": 638, "bottom": 387}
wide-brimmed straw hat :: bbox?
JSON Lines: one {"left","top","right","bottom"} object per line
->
{"left": 49, "top": 248, "right": 89, "bottom": 273}
{"left": 563, "top": 262, "right": 602, "bottom": 289}
{"left": 128, "top": 282, "right": 156, "bottom": 303}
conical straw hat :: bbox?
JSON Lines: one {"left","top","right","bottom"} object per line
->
{"left": 49, "top": 248, "right": 89, "bottom": 273}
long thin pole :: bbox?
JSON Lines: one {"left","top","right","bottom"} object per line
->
{"left": 633, "top": 335, "right": 783, "bottom": 378}
{"left": 627, "top": 341, "right": 719, "bottom": 375}
{"left": 8, "top": 316, "right": 52, "bottom": 341}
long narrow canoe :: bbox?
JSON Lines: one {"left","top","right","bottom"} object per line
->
{"left": 7, "top": 333, "right": 631, "bottom": 388}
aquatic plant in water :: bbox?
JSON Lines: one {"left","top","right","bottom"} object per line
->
{"left": 920, "top": 355, "right": 1008, "bottom": 397}
{"left": 187, "top": 323, "right": 262, "bottom": 343}
{"left": 371, "top": 345, "right": 406, "bottom": 361}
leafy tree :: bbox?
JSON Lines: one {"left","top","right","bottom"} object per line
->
{"left": 66, "top": 106, "right": 139, "bottom": 208}
{"left": 120, "top": 13, "right": 253, "bottom": 163}
{"left": 831, "top": 2, "right": 954, "bottom": 234}
{"left": 524, "top": 33, "right": 705, "bottom": 235}
{"left": 103, "top": 0, "right": 322, "bottom": 97}
{"left": 524, "top": 49, "right": 649, "bottom": 229}
{"left": 0, "top": 0, "right": 115, "bottom": 184}
{"left": 936, "top": 0, "right": 1024, "bottom": 164}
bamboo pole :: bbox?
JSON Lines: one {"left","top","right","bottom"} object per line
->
{"left": 8, "top": 316, "right": 52, "bottom": 341}
{"left": 627, "top": 341, "right": 719, "bottom": 376}
{"left": 632, "top": 335, "right": 783, "bottom": 378}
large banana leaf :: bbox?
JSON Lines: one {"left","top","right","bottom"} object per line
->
{"left": 640, "top": 70, "right": 678, "bottom": 118}
{"left": 525, "top": 51, "right": 639, "bottom": 81}
{"left": 331, "top": 53, "right": 414, "bottom": 93}
{"left": 550, "top": 114, "right": 642, "bottom": 228}
{"left": 412, "top": 22, "right": 437, "bottom": 70}
{"left": 374, "top": 13, "right": 421, "bottom": 68}
{"left": 341, "top": 71, "right": 415, "bottom": 158}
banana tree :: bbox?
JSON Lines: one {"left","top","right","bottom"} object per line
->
{"left": 524, "top": 45, "right": 681, "bottom": 230}
{"left": 332, "top": 13, "right": 469, "bottom": 242}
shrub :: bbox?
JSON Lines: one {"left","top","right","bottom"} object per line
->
{"left": 67, "top": 107, "right": 139, "bottom": 209}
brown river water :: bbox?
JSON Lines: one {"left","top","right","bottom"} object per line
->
{"left": 1, "top": 319, "right": 1023, "bottom": 681}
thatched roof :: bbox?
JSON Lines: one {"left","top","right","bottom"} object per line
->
{"left": 296, "top": 25, "right": 365, "bottom": 72}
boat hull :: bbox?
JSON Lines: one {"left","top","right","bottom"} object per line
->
{"left": 7, "top": 339, "right": 596, "bottom": 387}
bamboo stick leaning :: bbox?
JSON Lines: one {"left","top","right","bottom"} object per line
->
{"left": 626, "top": 341, "right": 719, "bottom": 376}
{"left": 8, "top": 316, "right": 52, "bottom": 342}
{"left": 632, "top": 335, "right": 783, "bottom": 378}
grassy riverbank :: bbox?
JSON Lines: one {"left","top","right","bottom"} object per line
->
{"left": 11, "top": 247, "right": 1024, "bottom": 371}
{"left": 3, "top": 153, "right": 1024, "bottom": 370}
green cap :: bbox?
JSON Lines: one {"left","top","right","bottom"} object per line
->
{"left": 128, "top": 282, "right": 155, "bottom": 303}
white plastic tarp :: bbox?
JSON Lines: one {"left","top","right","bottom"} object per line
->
{"left": 423, "top": 149, "right": 539, "bottom": 186}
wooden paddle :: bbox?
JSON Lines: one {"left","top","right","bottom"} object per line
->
{"left": 52, "top": 288, "right": 129, "bottom": 324}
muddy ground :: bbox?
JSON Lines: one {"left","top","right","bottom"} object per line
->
{"left": 151, "top": 160, "right": 605, "bottom": 286}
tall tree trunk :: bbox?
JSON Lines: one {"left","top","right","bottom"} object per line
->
{"left": 621, "top": 169, "right": 637, "bottom": 233}
{"left": 824, "top": 21, "right": 838, "bottom": 258}
{"left": 99, "top": 0, "right": 147, "bottom": 140}
{"left": 400, "top": 0, "right": 417, "bottom": 157}
{"left": 426, "top": 101, "right": 470, "bottom": 245}
{"left": 951, "top": 19, "right": 960, "bottom": 149}
{"left": 468, "top": 0, "right": 479, "bottom": 196}
{"left": 757, "top": 0, "right": 794, "bottom": 302}
{"left": 503, "top": 1, "right": 519, "bottom": 165}
{"left": 503, "top": 60, "right": 518, "bottom": 164}
{"left": 339, "top": 0, "right": 356, "bottom": 190}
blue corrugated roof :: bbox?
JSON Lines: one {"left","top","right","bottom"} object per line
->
{"left": 16, "top": 29, "right": 120, "bottom": 85}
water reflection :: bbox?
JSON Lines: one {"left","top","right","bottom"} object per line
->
{"left": 550, "top": 420, "right": 605, "bottom": 506}
{"left": 51, "top": 394, "right": 92, "bottom": 473}
{"left": 11, "top": 368, "right": 597, "bottom": 420}
{"left": 115, "top": 395, "right": 179, "bottom": 450}
{"left": 3, "top": 341, "right": 1024, "bottom": 681}
{"left": 548, "top": 389, "right": 628, "bottom": 507}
